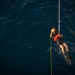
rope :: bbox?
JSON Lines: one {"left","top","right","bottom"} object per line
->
{"left": 50, "top": 38, "right": 52, "bottom": 75}
{"left": 50, "top": 0, "right": 61, "bottom": 75}
{"left": 58, "top": 0, "right": 60, "bottom": 34}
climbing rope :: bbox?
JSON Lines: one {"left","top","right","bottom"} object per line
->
{"left": 50, "top": 38, "right": 52, "bottom": 75}
{"left": 58, "top": 0, "right": 60, "bottom": 34}
{"left": 50, "top": 0, "right": 61, "bottom": 75}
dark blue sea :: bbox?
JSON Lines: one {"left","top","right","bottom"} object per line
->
{"left": 0, "top": 0, "right": 75, "bottom": 75}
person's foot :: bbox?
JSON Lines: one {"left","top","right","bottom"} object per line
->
{"left": 65, "top": 52, "right": 68, "bottom": 55}
{"left": 63, "top": 54, "right": 67, "bottom": 59}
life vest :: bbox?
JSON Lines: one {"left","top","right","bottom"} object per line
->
{"left": 53, "top": 34, "right": 59, "bottom": 42}
{"left": 53, "top": 34, "right": 62, "bottom": 42}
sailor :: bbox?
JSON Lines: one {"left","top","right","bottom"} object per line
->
{"left": 50, "top": 27, "right": 68, "bottom": 56}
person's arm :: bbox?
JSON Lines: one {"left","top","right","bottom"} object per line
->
{"left": 58, "top": 34, "right": 63, "bottom": 37}
{"left": 61, "top": 34, "right": 63, "bottom": 37}
{"left": 50, "top": 32, "right": 52, "bottom": 38}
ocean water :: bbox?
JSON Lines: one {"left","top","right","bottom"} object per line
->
{"left": 0, "top": 0, "right": 75, "bottom": 75}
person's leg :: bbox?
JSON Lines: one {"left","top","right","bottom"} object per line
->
{"left": 59, "top": 45, "right": 65, "bottom": 54}
{"left": 63, "top": 43, "right": 68, "bottom": 52}
{"left": 56, "top": 40, "right": 65, "bottom": 54}
{"left": 59, "top": 44, "right": 68, "bottom": 59}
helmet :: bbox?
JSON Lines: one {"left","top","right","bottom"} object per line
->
{"left": 51, "top": 27, "right": 56, "bottom": 33}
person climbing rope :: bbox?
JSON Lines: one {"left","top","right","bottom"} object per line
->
{"left": 50, "top": 27, "right": 68, "bottom": 58}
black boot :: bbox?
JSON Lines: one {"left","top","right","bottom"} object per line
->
{"left": 63, "top": 53, "right": 67, "bottom": 59}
